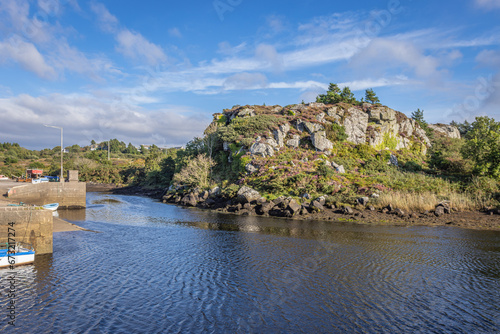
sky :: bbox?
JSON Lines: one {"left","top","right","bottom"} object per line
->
{"left": 0, "top": 0, "right": 499, "bottom": 150}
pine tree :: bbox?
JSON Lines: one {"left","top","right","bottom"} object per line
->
{"left": 365, "top": 89, "right": 380, "bottom": 104}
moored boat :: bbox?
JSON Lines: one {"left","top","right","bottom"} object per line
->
{"left": 42, "top": 203, "right": 59, "bottom": 211}
{"left": 0, "top": 242, "right": 35, "bottom": 268}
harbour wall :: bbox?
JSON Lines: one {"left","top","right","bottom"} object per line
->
{"left": 0, "top": 207, "right": 53, "bottom": 254}
{"left": 7, "top": 182, "right": 86, "bottom": 209}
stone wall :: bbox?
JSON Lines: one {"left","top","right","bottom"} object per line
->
{"left": 7, "top": 182, "right": 86, "bottom": 209}
{"left": 0, "top": 207, "right": 53, "bottom": 254}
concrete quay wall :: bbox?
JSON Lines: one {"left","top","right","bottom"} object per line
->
{"left": 0, "top": 207, "right": 53, "bottom": 254}
{"left": 7, "top": 182, "right": 86, "bottom": 209}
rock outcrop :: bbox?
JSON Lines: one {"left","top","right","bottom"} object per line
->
{"left": 428, "top": 124, "right": 461, "bottom": 139}
{"left": 213, "top": 102, "right": 439, "bottom": 156}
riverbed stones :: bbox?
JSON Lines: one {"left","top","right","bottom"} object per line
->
{"left": 342, "top": 206, "right": 354, "bottom": 215}
{"left": 357, "top": 197, "right": 370, "bottom": 206}
{"left": 237, "top": 186, "right": 261, "bottom": 203}
{"left": 287, "top": 199, "right": 301, "bottom": 215}
{"left": 181, "top": 193, "right": 198, "bottom": 207}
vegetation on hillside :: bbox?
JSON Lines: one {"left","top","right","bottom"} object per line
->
{"left": 2, "top": 84, "right": 499, "bottom": 212}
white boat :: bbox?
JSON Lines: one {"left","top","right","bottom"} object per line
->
{"left": 0, "top": 174, "right": 8, "bottom": 180}
{"left": 0, "top": 243, "right": 35, "bottom": 268}
{"left": 42, "top": 203, "right": 59, "bottom": 211}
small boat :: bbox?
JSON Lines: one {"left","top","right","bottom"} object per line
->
{"left": 0, "top": 174, "right": 9, "bottom": 180}
{"left": 42, "top": 203, "right": 59, "bottom": 211}
{"left": 0, "top": 242, "right": 35, "bottom": 268}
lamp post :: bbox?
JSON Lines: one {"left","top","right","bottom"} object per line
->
{"left": 44, "top": 125, "right": 63, "bottom": 182}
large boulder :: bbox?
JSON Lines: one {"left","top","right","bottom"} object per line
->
{"left": 428, "top": 124, "right": 461, "bottom": 139}
{"left": 311, "top": 131, "right": 333, "bottom": 151}
{"left": 286, "top": 135, "right": 300, "bottom": 149}
{"left": 287, "top": 199, "right": 301, "bottom": 215}
{"left": 250, "top": 142, "right": 275, "bottom": 157}
{"left": 344, "top": 108, "right": 369, "bottom": 144}
{"left": 237, "top": 186, "right": 261, "bottom": 203}
{"left": 273, "top": 123, "right": 290, "bottom": 147}
{"left": 303, "top": 121, "right": 324, "bottom": 134}
{"left": 181, "top": 193, "right": 198, "bottom": 207}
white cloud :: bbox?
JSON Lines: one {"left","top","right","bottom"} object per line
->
{"left": 0, "top": 93, "right": 211, "bottom": 149}
{"left": 476, "top": 50, "right": 500, "bottom": 67}
{"left": 90, "top": 1, "right": 119, "bottom": 33}
{"left": 168, "top": 27, "right": 182, "bottom": 38}
{"left": 0, "top": 36, "right": 56, "bottom": 79}
{"left": 115, "top": 29, "right": 167, "bottom": 66}
{"left": 255, "top": 44, "right": 284, "bottom": 71}
{"left": 349, "top": 38, "right": 441, "bottom": 78}
{"left": 475, "top": 0, "right": 500, "bottom": 9}
{"left": 223, "top": 73, "right": 268, "bottom": 90}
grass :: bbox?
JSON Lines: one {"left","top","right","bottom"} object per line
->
{"left": 375, "top": 190, "right": 489, "bottom": 212}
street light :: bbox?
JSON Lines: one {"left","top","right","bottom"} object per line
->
{"left": 44, "top": 125, "right": 63, "bottom": 182}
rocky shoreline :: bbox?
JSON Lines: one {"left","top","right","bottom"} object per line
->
{"left": 163, "top": 187, "right": 500, "bottom": 231}
{"left": 86, "top": 183, "right": 500, "bottom": 231}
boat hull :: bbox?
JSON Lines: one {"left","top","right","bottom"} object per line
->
{"left": 42, "top": 203, "right": 59, "bottom": 211}
{"left": 0, "top": 250, "right": 35, "bottom": 268}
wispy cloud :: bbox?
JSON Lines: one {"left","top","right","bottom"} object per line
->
{"left": 91, "top": 2, "right": 167, "bottom": 66}
{"left": 0, "top": 36, "right": 56, "bottom": 79}
{"left": 0, "top": 93, "right": 210, "bottom": 149}
{"left": 474, "top": 0, "right": 500, "bottom": 9}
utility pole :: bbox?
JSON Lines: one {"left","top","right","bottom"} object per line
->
{"left": 44, "top": 125, "right": 63, "bottom": 182}
{"left": 108, "top": 140, "right": 110, "bottom": 160}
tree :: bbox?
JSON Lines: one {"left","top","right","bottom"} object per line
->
{"left": 461, "top": 116, "right": 500, "bottom": 178}
{"left": 340, "top": 86, "right": 356, "bottom": 104}
{"left": 365, "top": 89, "right": 380, "bottom": 104}
{"left": 172, "top": 154, "right": 215, "bottom": 188}
{"left": 91, "top": 139, "right": 96, "bottom": 145}
{"left": 316, "top": 83, "right": 358, "bottom": 104}
{"left": 316, "top": 83, "right": 341, "bottom": 104}
{"left": 411, "top": 109, "right": 426, "bottom": 127}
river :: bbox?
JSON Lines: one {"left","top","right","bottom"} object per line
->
{"left": 1, "top": 192, "right": 499, "bottom": 333}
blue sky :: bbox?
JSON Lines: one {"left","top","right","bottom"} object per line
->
{"left": 0, "top": 0, "right": 499, "bottom": 150}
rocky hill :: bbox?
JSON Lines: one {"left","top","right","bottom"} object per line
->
{"left": 215, "top": 102, "right": 456, "bottom": 161}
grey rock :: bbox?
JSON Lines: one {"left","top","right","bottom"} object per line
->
{"left": 250, "top": 142, "right": 275, "bottom": 157}
{"left": 303, "top": 121, "right": 324, "bottom": 134}
{"left": 302, "top": 193, "right": 311, "bottom": 200}
{"left": 428, "top": 124, "right": 461, "bottom": 139}
{"left": 273, "top": 123, "right": 290, "bottom": 147}
{"left": 342, "top": 206, "right": 354, "bottom": 214}
{"left": 344, "top": 108, "right": 369, "bottom": 145}
{"left": 315, "top": 113, "right": 326, "bottom": 123}
{"left": 311, "top": 131, "right": 333, "bottom": 151}
{"left": 434, "top": 206, "right": 445, "bottom": 217}
{"left": 287, "top": 199, "right": 301, "bottom": 215}
{"left": 389, "top": 154, "right": 398, "bottom": 166}
{"left": 210, "top": 186, "right": 221, "bottom": 196}
{"left": 311, "top": 200, "right": 324, "bottom": 212}
{"left": 245, "top": 163, "right": 258, "bottom": 174}
{"left": 223, "top": 142, "right": 230, "bottom": 151}
{"left": 181, "top": 193, "right": 198, "bottom": 207}
{"left": 266, "top": 138, "right": 279, "bottom": 148}
{"left": 394, "top": 208, "right": 405, "bottom": 217}
{"left": 286, "top": 135, "right": 300, "bottom": 149}
{"left": 336, "top": 165, "right": 346, "bottom": 174}
{"left": 357, "top": 197, "right": 370, "bottom": 206}
{"left": 237, "top": 186, "right": 261, "bottom": 203}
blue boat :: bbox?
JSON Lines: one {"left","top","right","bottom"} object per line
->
{"left": 42, "top": 203, "right": 59, "bottom": 211}
{"left": 0, "top": 243, "right": 35, "bottom": 268}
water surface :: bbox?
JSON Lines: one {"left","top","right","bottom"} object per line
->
{"left": 1, "top": 192, "right": 499, "bottom": 333}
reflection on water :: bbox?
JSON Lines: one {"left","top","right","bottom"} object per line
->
{"left": 0, "top": 192, "right": 499, "bottom": 333}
